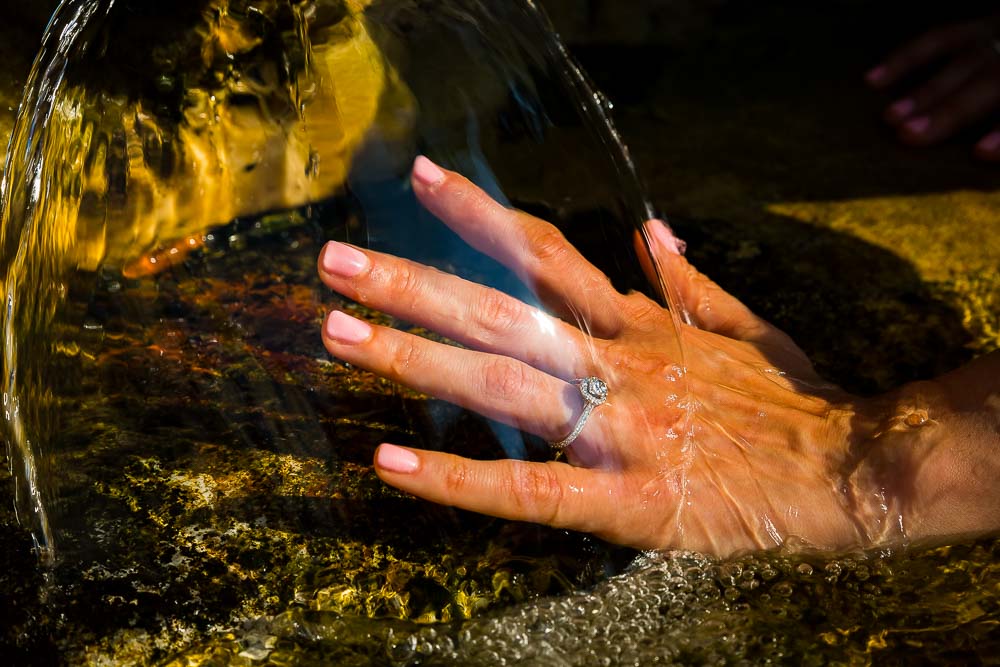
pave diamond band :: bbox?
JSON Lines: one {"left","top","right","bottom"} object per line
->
{"left": 549, "top": 377, "right": 608, "bottom": 451}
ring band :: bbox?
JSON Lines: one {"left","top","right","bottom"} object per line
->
{"left": 549, "top": 377, "right": 609, "bottom": 451}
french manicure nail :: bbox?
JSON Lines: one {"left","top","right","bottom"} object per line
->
{"left": 977, "top": 131, "right": 1000, "bottom": 154}
{"left": 324, "top": 311, "right": 372, "bottom": 344}
{"left": 865, "top": 65, "right": 887, "bottom": 85}
{"left": 904, "top": 115, "right": 931, "bottom": 135}
{"left": 376, "top": 444, "right": 420, "bottom": 474}
{"left": 647, "top": 219, "right": 684, "bottom": 255}
{"left": 321, "top": 241, "right": 368, "bottom": 277}
{"left": 888, "top": 98, "right": 915, "bottom": 120}
{"left": 412, "top": 155, "right": 445, "bottom": 187}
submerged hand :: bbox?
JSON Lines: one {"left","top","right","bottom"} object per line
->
{"left": 866, "top": 17, "right": 1000, "bottom": 159}
{"left": 317, "top": 157, "right": 999, "bottom": 557}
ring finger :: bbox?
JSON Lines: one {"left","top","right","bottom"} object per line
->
{"left": 899, "top": 71, "right": 1000, "bottom": 145}
{"left": 318, "top": 241, "right": 599, "bottom": 379}
{"left": 322, "top": 310, "right": 608, "bottom": 444}
{"left": 885, "top": 52, "right": 986, "bottom": 124}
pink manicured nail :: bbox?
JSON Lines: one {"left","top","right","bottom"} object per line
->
{"left": 324, "top": 311, "right": 372, "bottom": 344}
{"left": 321, "top": 241, "right": 368, "bottom": 277}
{"left": 647, "top": 219, "right": 684, "bottom": 255}
{"left": 412, "top": 156, "right": 445, "bottom": 187}
{"left": 888, "top": 98, "right": 915, "bottom": 120}
{"left": 904, "top": 116, "right": 931, "bottom": 135}
{"left": 977, "top": 131, "right": 1000, "bottom": 154}
{"left": 376, "top": 444, "right": 420, "bottom": 474}
{"left": 865, "top": 65, "right": 887, "bottom": 85}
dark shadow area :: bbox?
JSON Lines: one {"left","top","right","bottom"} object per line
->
{"left": 572, "top": 0, "right": 1000, "bottom": 198}
{"left": 677, "top": 214, "right": 973, "bottom": 394}
{"left": 560, "top": 0, "right": 999, "bottom": 391}
{"left": 0, "top": 0, "right": 997, "bottom": 662}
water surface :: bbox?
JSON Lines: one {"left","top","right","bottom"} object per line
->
{"left": 1, "top": 1, "right": 999, "bottom": 664}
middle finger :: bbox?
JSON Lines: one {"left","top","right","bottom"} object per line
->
{"left": 319, "top": 240, "right": 600, "bottom": 379}
{"left": 321, "top": 309, "right": 601, "bottom": 443}
{"left": 886, "top": 52, "right": 986, "bottom": 124}
{"left": 411, "top": 157, "right": 629, "bottom": 337}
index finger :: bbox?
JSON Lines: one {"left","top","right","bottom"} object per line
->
{"left": 867, "top": 22, "right": 985, "bottom": 88}
{"left": 410, "top": 156, "right": 628, "bottom": 338}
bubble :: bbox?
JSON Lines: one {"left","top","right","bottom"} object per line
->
{"left": 771, "top": 581, "right": 794, "bottom": 598}
{"left": 386, "top": 632, "right": 416, "bottom": 665}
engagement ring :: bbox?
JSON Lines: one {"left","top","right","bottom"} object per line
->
{"left": 549, "top": 377, "right": 608, "bottom": 451}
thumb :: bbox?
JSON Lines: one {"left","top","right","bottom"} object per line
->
{"left": 636, "top": 219, "right": 800, "bottom": 353}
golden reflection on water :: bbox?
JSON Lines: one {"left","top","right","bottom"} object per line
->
{"left": 769, "top": 193, "right": 1000, "bottom": 354}
{"left": 2, "top": 1, "right": 1000, "bottom": 664}
{"left": 33, "top": 0, "right": 412, "bottom": 276}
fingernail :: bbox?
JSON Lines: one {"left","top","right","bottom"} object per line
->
{"left": 324, "top": 311, "right": 372, "bottom": 344}
{"left": 412, "top": 155, "right": 445, "bottom": 187}
{"left": 977, "top": 131, "right": 1000, "bottom": 154}
{"left": 888, "top": 98, "right": 915, "bottom": 120}
{"left": 376, "top": 444, "right": 420, "bottom": 474}
{"left": 646, "top": 219, "right": 684, "bottom": 255}
{"left": 865, "top": 65, "right": 887, "bottom": 85}
{"left": 321, "top": 241, "right": 368, "bottom": 277}
{"left": 904, "top": 115, "right": 931, "bottom": 135}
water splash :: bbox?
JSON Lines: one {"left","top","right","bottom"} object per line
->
{"left": 1, "top": 0, "right": 118, "bottom": 562}
{"left": 0, "top": 0, "right": 675, "bottom": 568}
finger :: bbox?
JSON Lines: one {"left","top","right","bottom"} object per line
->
{"left": 866, "top": 23, "right": 984, "bottom": 88}
{"left": 410, "top": 156, "right": 626, "bottom": 337}
{"left": 322, "top": 310, "right": 595, "bottom": 442}
{"left": 373, "top": 443, "right": 623, "bottom": 538}
{"left": 975, "top": 127, "right": 1000, "bottom": 160}
{"left": 897, "top": 72, "right": 1000, "bottom": 145}
{"left": 318, "top": 241, "right": 594, "bottom": 378}
{"left": 637, "top": 220, "right": 798, "bottom": 350}
{"left": 883, "top": 52, "right": 987, "bottom": 124}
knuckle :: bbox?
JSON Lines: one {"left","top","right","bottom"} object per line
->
{"left": 620, "top": 292, "right": 659, "bottom": 329}
{"left": 469, "top": 188, "right": 503, "bottom": 218}
{"left": 392, "top": 262, "right": 423, "bottom": 299}
{"left": 481, "top": 358, "right": 530, "bottom": 404}
{"left": 505, "top": 463, "right": 563, "bottom": 524}
{"left": 443, "top": 460, "right": 471, "bottom": 499}
{"left": 387, "top": 339, "right": 423, "bottom": 377}
{"left": 600, "top": 337, "right": 633, "bottom": 365}
{"left": 693, "top": 285, "right": 727, "bottom": 325}
{"left": 525, "top": 223, "right": 571, "bottom": 266}
{"left": 368, "top": 260, "right": 423, "bottom": 308}
{"left": 475, "top": 289, "right": 523, "bottom": 340}
{"left": 914, "top": 34, "right": 940, "bottom": 53}
{"left": 605, "top": 339, "right": 658, "bottom": 376}
{"left": 732, "top": 317, "right": 768, "bottom": 342}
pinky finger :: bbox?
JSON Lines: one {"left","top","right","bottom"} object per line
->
{"left": 373, "top": 443, "right": 614, "bottom": 536}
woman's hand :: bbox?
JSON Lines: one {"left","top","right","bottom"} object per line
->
{"left": 317, "top": 157, "right": 999, "bottom": 557}
{"left": 866, "top": 17, "right": 1000, "bottom": 159}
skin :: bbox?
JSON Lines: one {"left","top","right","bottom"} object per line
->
{"left": 866, "top": 15, "right": 1000, "bottom": 159}
{"left": 318, "top": 157, "right": 1000, "bottom": 558}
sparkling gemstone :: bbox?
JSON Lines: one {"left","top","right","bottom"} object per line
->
{"left": 582, "top": 378, "right": 608, "bottom": 403}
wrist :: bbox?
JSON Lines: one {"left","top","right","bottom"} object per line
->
{"left": 850, "top": 353, "right": 1000, "bottom": 548}
{"left": 846, "top": 380, "right": 946, "bottom": 546}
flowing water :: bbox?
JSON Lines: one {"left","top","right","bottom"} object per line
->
{"left": 0, "top": 0, "right": 668, "bottom": 561}
{"left": 2, "top": 0, "right": 999, "bottom": 664}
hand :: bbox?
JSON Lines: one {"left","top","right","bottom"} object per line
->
{"left": 316, "top": 157, "right": 989, "bottom": 557}
{"left": 866, "top": 17, "right": 1000, "bottom": 159}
